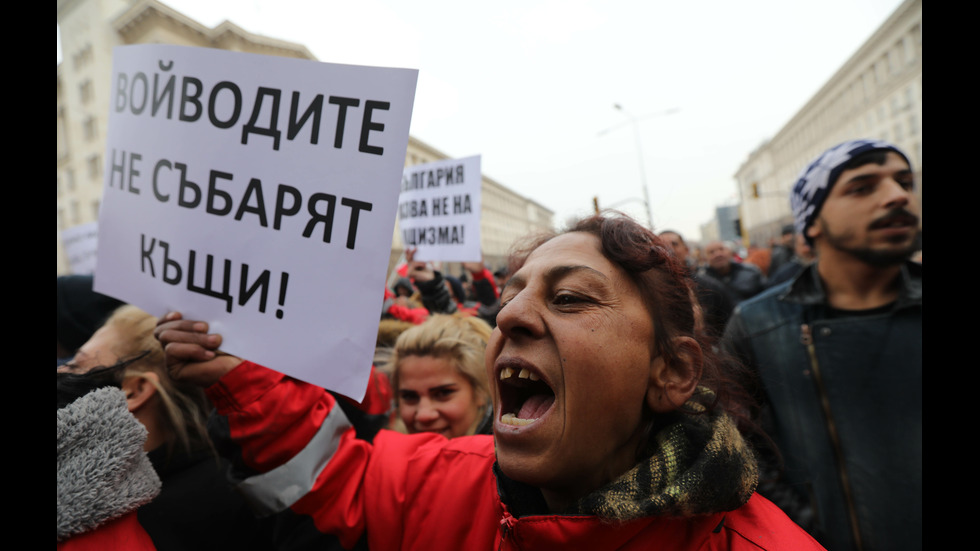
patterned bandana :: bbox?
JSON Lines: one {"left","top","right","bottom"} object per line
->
{"left": 790, "top": 139, "right": 912, "bottom": 244}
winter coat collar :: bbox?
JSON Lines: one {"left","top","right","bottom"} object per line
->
{"left": 779, "top": 259, "right": 921, "bottom": 309}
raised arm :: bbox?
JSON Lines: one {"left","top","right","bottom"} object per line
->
{"left": 404, "top": 247, "right": 457, "bottom": 315}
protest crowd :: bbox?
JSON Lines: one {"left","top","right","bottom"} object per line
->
{"left": 58, "top": 81, "right": 921, "bottom": 551}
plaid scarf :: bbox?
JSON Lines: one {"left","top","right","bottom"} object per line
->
{"left": 569, "top": 389, "right": 758, "bottom": 520}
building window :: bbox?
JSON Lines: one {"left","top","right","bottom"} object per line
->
{"left": 66, "top": 169, "right": 76, "bottom": 191}
{"left": 874, "top": 59, "right": 887, "bottom": 84}
{"left": 888, "top": 46, "right": 899, "bottom": 75}
{"left": 893, "top": 122, "right": 903, "bottom": 142}
{"left": 73, "top": 44, "right": 93, "bottom": 69}
{"left": 902, "top": 35, "right": 916, "bottom": 64}
{"left": 87, "top": 154, "right": 101, "bottom": 180}
{"left": 70, "top": 200, "right": 81, "bottom": 224}
{"left": 909, "top": 114, "right": 919, "bottom": 136}
{"left": 83, "top": 116, "right": 97, "bottom": 141}
{"left": 80, "top": 79, "right": 93, "bottom": 104}
{"left": 92, "top": 200, "right": 101, "bottom": 220}
{"left": 58, "top": 208, "right": 67, "bottom": 230}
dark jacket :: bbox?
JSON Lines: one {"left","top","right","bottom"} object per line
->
{"left": 690, "top": 270, "right": 736, "bottom": 339}
{"left": 768, "top": 243, "right": 795, "bottom": 277}
{"left": 765, "top": 257, "right": 810, "bottom": 289}
{"left": 702, "top": 262, "right": 766, "bottom": 303}
{"left": 138, "top": 443, "right": 278, "bottom": 551}
{"left": 722, "top": 261, "right": 922, "bottom": 551}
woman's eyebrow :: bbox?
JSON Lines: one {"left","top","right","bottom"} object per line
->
{"left": 546, "top": 264, "right": 608, "bottom": 282}
{"left": 504, "top": 264, "right": 608, "bottom": 294}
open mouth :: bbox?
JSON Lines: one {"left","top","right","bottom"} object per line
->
{"left": 497, "top": 365, "right": 555, "bottom": 427}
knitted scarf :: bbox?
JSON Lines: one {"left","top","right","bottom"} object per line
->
{"left": 496, "top": 388, "right": 758, "bottom": 521}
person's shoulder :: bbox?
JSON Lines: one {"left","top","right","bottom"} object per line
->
{"left": 726, "top": 280, "right": 796, "bottom": 336}
{"left": 693, "top": 270, "right": 727, "bottom": 292}
{"left": 370, "top": 432, "right": 496, "bottom": 494}
{"left": 767, "top": 261, "right": 802, "bottom": 287}
{"left": 734, "top": 280, "right": 787, "bottom": 312}
{"left": 374, "top": 430, "right": 495, "bottom": 460}
{"left": 721, "top": 494, "right": 826, "bottom": 550}
{"left": 737, "top": 261, "right": 763, "bottom": 274}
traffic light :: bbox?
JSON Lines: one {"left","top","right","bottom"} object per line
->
{"left": 734, "top": 218, "right": 742, "bottom": 237}
{"left": 593, "top": 196, "right": 600, "bottom": 214}
{"left": 751, "top": 182, "right": 759, "bottom": 199}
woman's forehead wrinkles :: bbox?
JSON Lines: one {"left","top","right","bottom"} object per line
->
{"left": 509, "top": 263, "right": 610, "bottom": 290}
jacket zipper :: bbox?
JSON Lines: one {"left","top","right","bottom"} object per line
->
{"left": 801, "top": 324, "right": 864, "bottom": 551}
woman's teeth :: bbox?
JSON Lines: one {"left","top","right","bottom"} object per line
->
{"left": 500, "top": 413, "right": 536, "bottom": 426}
{"left": 499, "top": 367, "right": 540, "bottom": 381}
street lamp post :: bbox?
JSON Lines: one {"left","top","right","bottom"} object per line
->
{"left": 617, "top": 103, "right": 654, "bottom": 230}
{"left": 598, "top": 105, "right": 679, "bottom": 230}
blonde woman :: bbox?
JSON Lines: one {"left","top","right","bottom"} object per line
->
{"left": 386, "top": 314, "right": 492, "bottom": 438}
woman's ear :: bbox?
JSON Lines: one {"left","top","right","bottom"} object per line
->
{"left": 646, "top": 336, "right": 703, "bottom": 413}
{"left": 121, "top": 371, "right": 160, "bottom": 413}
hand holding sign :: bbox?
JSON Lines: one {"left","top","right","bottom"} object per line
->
{"left": 153, "top": 311, "right": 240, "bottom": 387}
{"left": 404, "top": 246, "right": 436, "bottom": 283}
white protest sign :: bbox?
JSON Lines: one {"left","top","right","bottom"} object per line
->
{"left": 398, "top": 155, "right": 482, "bottom": 262}
{"left": 62, "top": 221, "right": 100, "bottom": 275}
{"left": 94, "top": 44, "right": 418, "bottom": 401}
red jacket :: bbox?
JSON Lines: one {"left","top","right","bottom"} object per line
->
{"left": 207, "top": 361, "right": 824, "bottom": 551}
{"left": 57, "top": 512, "right": 157, "bottom": 551}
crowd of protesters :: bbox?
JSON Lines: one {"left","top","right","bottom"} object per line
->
{"left": 58, "top": 139, "right": 920, "bottom": 551}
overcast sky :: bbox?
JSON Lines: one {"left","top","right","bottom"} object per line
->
{"left": 59, "top": 0, "right": 907, "bottom": 242}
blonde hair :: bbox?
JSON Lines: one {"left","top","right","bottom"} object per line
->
{"left": 389, "top": 314, "right": 492, "bottom": 436}
{"left": 102, "top": 305, "right": 213, "bottom": 456}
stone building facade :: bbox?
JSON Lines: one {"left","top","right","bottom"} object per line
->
{"left": 57, "top": 0, "right": 553, "bottom": 276}
{"left": 733, "top": 0, "right": 922, "bottom": 247}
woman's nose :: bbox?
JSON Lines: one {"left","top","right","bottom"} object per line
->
{"left": 414, "top": 400, "right": 439, "bottom": 423}
{"left": 495, "top": 289, "right": 544, "bottom": 340}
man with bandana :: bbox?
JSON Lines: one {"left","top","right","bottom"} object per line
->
{"left": 722, "top": 139, "right": 921, "bottom": 551}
